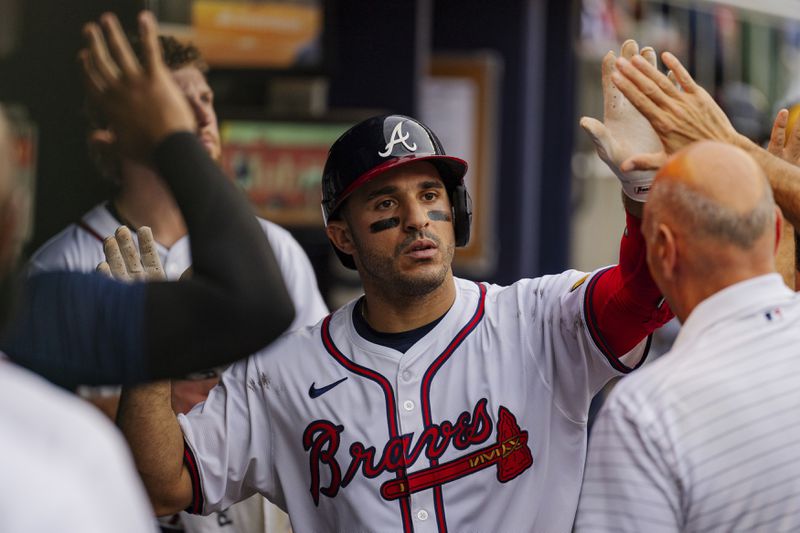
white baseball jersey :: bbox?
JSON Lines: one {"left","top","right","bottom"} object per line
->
{"left": 576, "top": 273, "right": 800, "bottom": 533}
{"left": 29, "top": 202, "right": 328, "bottom": 332}
{"left": 179, "top": 271, "right": 649, "bottom": 532}
{"left": 0, "top": 357, "right": 157, "bottom": 533}
{"left": 29, "top": 202, "right": 327, "bottom": 533}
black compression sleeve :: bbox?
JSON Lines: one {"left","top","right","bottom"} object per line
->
{"left": 143, "top": 132, "right": 294, "bottom": 378}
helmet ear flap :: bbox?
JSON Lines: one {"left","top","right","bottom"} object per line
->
{"left": 333, "top": 246, "right": 356, "bottom": 270}
{"left": 451, "top": 184, "right": 472, "bottom": 247}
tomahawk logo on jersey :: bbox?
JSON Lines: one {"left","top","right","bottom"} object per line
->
{"left": 178, "top": 274, "right": 649, "bottom": 532}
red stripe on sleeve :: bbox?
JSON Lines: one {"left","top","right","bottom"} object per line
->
{"left": 182, "top": 442, "right": 205, "bottom": 515}
{"left": 586, "top": 211, "right": 673, "bottom": 358}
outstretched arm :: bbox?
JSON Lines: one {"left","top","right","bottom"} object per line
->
{"left": 581, "top": 40, "right": 672, "bottom": 358}
{"left": 118, "top": 380, "right": 192, "bottom": 515}
{"left": 98, "top": 227, "right": 192, "bottom": 514}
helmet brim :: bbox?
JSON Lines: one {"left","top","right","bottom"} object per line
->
{"left": 331, "top": 154, "right": 468, "bottom": 217}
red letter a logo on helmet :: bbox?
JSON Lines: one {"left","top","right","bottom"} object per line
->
{"left": 378, "top": 121, "right": 418, "bottom": 157}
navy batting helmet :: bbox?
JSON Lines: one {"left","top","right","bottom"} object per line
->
{"left": 321, "top": 114, "right": 472, "bottom": 269}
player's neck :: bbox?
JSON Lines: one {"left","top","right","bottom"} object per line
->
{"left": 361, "top": 273, "right": 456, "bottom": 333}
{"left": 114, "top": 159, "right": 187, "bottom": 248}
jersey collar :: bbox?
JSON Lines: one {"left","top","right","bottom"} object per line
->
{"left": 672, "top": 273, "right": 793, "bottom": 352}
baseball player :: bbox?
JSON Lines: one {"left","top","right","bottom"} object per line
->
{"left": 118, "top": 41, "right": 673, "bottom": 532}
{"left": 27, "top": 25, "right": 321, "bottom": 533}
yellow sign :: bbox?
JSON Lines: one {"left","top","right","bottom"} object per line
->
{"left": 193, "top": 1, "right": 322, "bottom": 68}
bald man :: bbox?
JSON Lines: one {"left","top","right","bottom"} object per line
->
{"left": 574, "top": 141, "right": 800, "bottom": 533}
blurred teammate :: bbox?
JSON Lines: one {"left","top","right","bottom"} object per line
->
{"left": 0, "top": 14, "right": 152, "bottom": 532}
{"left": 29, "top": 36, "right": 325, "bottom": 334}
{"left": 116, "top": 42, "right": 672, "bottom": 532}
{"left": 28, "top": 33, "right": 324, "bottom": 533}
{"left": 576, "top": 141, "right": 800, "bottom": 532}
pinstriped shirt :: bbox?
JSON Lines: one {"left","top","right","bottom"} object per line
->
{"left": 575, "top": 273, "right": 800, "bottom": 533}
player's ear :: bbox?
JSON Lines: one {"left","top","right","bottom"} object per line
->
{"left": 326, "top": 220, "right": 357, "bottom": 256}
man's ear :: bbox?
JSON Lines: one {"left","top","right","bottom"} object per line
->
{"left": 774, "top": 205, "right": 783, "bottom": 256}
{"left": 326, "top": 220, "right": 356, "bottom": 256}
{"left": 655, "top": 222, "right": 678, "bottom": 282}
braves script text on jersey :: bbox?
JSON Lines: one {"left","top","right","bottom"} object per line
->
{"left": 179, "top": 271, "right": 650, "bottom": 532}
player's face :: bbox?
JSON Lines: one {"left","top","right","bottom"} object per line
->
{"left": 338, "top": 161, "right": 456, "bottom": 297}
{"left": 171, "top": 66, "right": 221, "bottom": 161}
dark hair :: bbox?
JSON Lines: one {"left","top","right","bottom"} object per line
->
{"left": 129, "top": 34, "right": 207, "bottom": 73}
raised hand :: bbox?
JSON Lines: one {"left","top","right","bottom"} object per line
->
{"left": 580, "top": 40, "right": 665, "bottom": 201}
{"left": 611, "top": 50, "right": 741, "bottom": 156}
{"left": 768, "top": 109, "right": 800, "bottom": 166}
{"left": 79, "top": 11, "right": 195, "bottom": 161}
{"left": 97, "top": 226, "right": 166, "bottom": 282}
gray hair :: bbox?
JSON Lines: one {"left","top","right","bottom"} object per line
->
{"left": 648, "top": 180, "right": 775, "bottom": 249}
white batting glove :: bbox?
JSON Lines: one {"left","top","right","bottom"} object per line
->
{"left": 97, "top": 226, "right": 166, "bottom": 282}
{"left": 580, "top": 40, "right": 665, "bottom": 201}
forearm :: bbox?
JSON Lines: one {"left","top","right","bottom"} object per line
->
{"left": 588, "top": 210, "right": 672, "bottom": 356}
{"left": 622, "top": 194, "right": 644, "bottom": 219}
{"left": 2, "top": 136, "right": 295, "bottom": 386}
{"left": 735, "top": 136, "right": 800, "bottom": 228}
{"left": 117, "top": 381, "right": 193, "bottom": 516}
{"left": 144, "top": 134, "right": 295, "bottom": 377}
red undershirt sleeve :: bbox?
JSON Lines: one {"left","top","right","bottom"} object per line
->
{"left": 586, "top": 211, "right": 674, "bottom": 358}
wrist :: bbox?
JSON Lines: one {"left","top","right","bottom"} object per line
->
{"left": 622, "top": 192, "right": 645, "bottom": 218}
{"left": 150, "top": 126, "right": 194, "bottom": 151}
{"left": 731, "top": 133, "right": 758, "bottom": 153}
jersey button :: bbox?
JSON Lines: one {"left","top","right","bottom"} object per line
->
{"left": 403, "top": 400, "right": 415, "bottom": 411}
{"left": 402, "top": 370, "right": 413, "bottom": 381}
{"left": 416, "top": 510, "right": 429, "bottom": 521}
